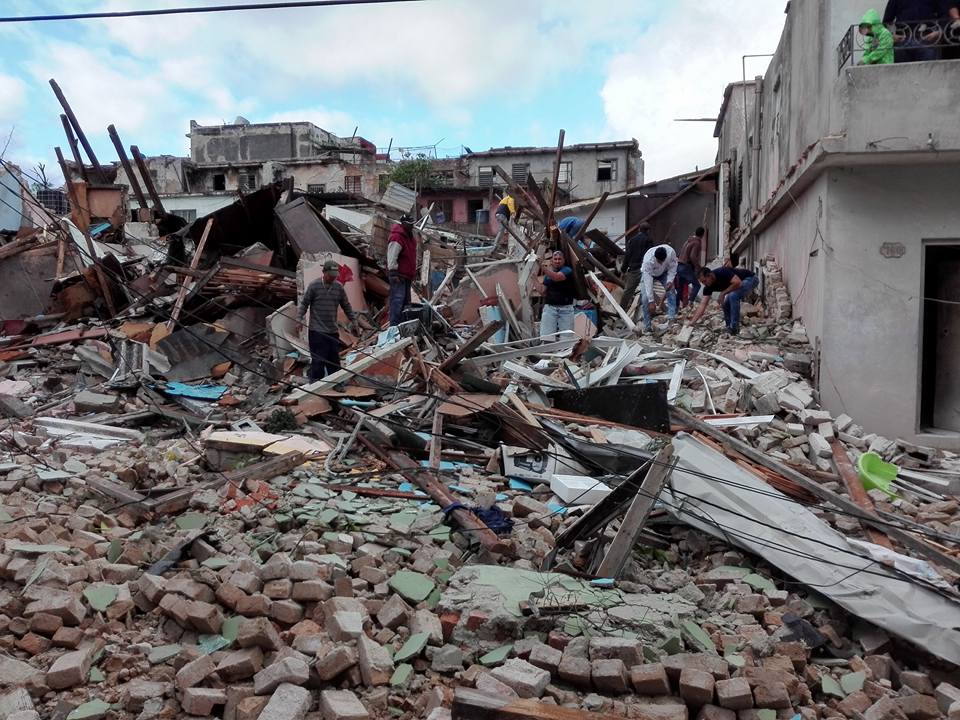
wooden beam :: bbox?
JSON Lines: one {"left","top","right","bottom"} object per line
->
{"left": 830, "top": 438, "right": 894, "bottom": 549}
{"left": 107, "top": 124, "right": 149, "bottom": 210}
{"left": 166, "top": 217, "right": 214, "bottom": 330}
{"left": 49, "top": 79, "right": 107, "bottom": 182}
{"left": 595, "top": 444, "right": 674, "bottom": 578}
{"left": 453, "top": 688, "right": 630, "bottom": 720}
{"left": 130, "top": 145, "right": 166, "bottom": 214}
{"left": 438, "top": 320, "right": 504, "bottom": 374}
{"left": 358, "top": 435, "right": 509, "bottom": 554}
{"left": 429, "top": 409, "right": 443, "bottom": 471}
{"left": 286, "top": 337, "right": 415, "bottom": 400}
{"left": 672, "top": 408, "right": 960, "bottom": 576}
{"left": 547, "top": 129, "right": 565, "bottom": 226}
{"left": 60, "top": 114, "right": 88, "bottom": 183}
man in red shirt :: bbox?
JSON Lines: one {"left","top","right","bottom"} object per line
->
{"left": 386, "top": 214, "right": 418, "bottom": 326}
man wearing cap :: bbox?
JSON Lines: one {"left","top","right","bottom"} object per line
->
{"left": 297, "top": 260, "right": 357, "bottom": 381}
{"left": 540, "top": 250, "right": 576, "bottom": 340}
{"left": 387, "top": 214, "right": 418, "bottom": 326}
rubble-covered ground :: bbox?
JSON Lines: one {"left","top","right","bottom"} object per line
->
{"left": 0, "top": 254, "right": 959, "bottom": 720}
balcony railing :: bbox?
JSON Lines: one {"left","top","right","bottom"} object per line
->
{"left": 838, "top": 19, "right": 960, "bottom": 73}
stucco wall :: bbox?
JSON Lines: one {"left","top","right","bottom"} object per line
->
{"left": 820, "top": 165, "right": 960, "bottom": 445}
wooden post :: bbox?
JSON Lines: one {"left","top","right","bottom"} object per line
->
{"left": 108, "top": 124, "right": 149, "bottom": 210}
{"left": 55, "top": 146, "right": 117, "bottom": 317}
{"left": 438, "top": 320, "right": 504, "bottom": 374}
{"left": 570, "top": 192, "right": 609, "bottom": 246}
{"left": 830, "top": 439, "right": 894, "bottom": 549}
{"left": 429, "top": 409, "right": 443, "bottom": 471}
{"left": 49, "top": 79, "right": 107, "bottom": 183}
{"left": 547, "top": 129, "right": 565, "bottom": 226}
{"left": 60, "top": 114, "right": 88, "bottom": 183}
{"left": 595, "top": 444, "right": 674, "bottom": 578}
{"left": 130, "top": 145, "right": 166, "bottom": 214}
{"left": 166, "top": 218, "right": 213, "bottom": 330}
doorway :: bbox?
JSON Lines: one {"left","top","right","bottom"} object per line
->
{"left": 920, "top": 242, "right": 960, "bottom": 432}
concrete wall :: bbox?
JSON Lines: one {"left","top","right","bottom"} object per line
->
{"left": 558, "top": 196, "right": 628, "bottom": 240}
{"left": 0, "top": 168, "right": 24, "bottom": 233}
{"left": 160, "top": 194, "right": 237, "bottom": 220}
{"left": 820, "top": 165, "right": 960, "bottom": 445}
{"left": 190, "top": 122, "right": 341, "bottom": 164}
{"left": 467, "top": 145, "right": 643, "bottom": 201}
{"left": 116, "top": 155, "right": 191, "bottom": 197}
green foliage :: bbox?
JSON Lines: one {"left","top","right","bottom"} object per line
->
{"left": 387, "top": 158, "right": 439, "bottom": 190}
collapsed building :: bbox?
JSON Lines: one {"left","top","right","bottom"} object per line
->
{"left": 0, "top": 4, "right": 959, "bottom": 719}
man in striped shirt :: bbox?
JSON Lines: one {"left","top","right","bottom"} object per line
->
{"left": 297, "top": 260, "right": 357, "bottom": 381}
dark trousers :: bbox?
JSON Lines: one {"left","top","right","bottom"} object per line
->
{"left": 388, "top": 276, "right": 412, "bottom": 326}
{"left": 308, "top": 330, "right": 341, "bottom": 381}
{"left": 620, "top": 270, "right": 642, "bottom": 311}
{"left": 676, "top": 263, "right": 701, "bottom": 306}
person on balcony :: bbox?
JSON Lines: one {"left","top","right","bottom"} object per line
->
{"left": 883, "top": 0, "right": 951, "bottom": 62}
{"left": 859, "top": 8, "right": 895, "bottom": 64}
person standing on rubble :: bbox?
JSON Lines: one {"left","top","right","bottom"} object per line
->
{"left": 297, "top": 260, "right": 357, "bottom": 381}
{"left": 540, "top": 250, "right": 575, "bottom": 340}
{"left": 619, "top": 222, "right": 653, "bottom": 313}
{"left": 676, "top": 227, "right": 705, "bottom": 309}
{"left": 387, "top": 214, "right": 418, "bottom": 326}
{"left": 690, "top": 265, "right": 758, "bottom": 335}
{"left": 639, "top": 244, "right": 678, "bottom": 333}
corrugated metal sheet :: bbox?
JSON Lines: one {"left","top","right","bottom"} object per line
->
{"left": 379, "top": 181, "right": 416, "bottom": 213}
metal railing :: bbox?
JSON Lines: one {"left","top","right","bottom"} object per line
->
{"left": 838, "top": 19, "right": 960, "bottom": 73}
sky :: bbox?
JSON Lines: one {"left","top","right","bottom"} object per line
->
{"left": 0, "top": 0, "right": 788, "bottom": 186}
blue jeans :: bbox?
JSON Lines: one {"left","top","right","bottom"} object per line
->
{"left": 722, "top": 275, "right": 759, "bottom": 330}
{"left": 640, "top": 273, "right": 677, "bottom": 330}
{"left": 541, "top": 303, "right": 574, "bottom": 339}
{"left": 676, "top": 263, "right": 700, "bottom": 306}
{"left": 388, "top": 275, "right": 411, "bottom": 326}
{"left": 308, "top": 330, "right": 341, "bottom": 381}
{"left": 895, "top": 34, "right": 939, "bottom": 63}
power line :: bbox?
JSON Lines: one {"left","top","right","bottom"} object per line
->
{"left": 0, "top": 0, "right": 422, "bottom": 24}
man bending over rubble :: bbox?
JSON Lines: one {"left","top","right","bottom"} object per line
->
{"left": 298, "top": 260, "right": 357, "bottom": 381}
{"left": 640, "top": 244, "right": 678, "bottom": 333}
{"left": 540, "top": 250, "right": 575, "bottom": 340}
{"left": 690, "top": 265, "right": 758, "bottom": 335}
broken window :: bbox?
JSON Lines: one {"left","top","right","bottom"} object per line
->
{"left": 558, "top": 161, "right": 573, "bottom": 184}
{"left": 307, "top": 183, "right": 326, "bottom": 194}
{"left": 238, "top": 173, "right": 257, "bottom": 192}
{"left": 467, "top": 198, "right": 484, "bottom": 222}
{"left": 511, "top": 163, "right": 529, "bottom": 184}
{"left": 478, "top": 166, "right": 495, "bottom": 188}
{"left": 597, "top": 159, "right": 618, "bottom": 182}
{"left": 920, "top": 242, "right": 960, "bottom": 432}
{"left": 212, "top": 174, "right": 226, "bottom": 191}
{"left": 344, "top": 176, "right": 362, "bottom": 193}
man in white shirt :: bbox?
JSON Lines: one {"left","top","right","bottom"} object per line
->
{"left": 640, "top": 244, "right": 678, "bottom": 332}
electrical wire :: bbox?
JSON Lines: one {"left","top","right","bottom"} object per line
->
{"left": 0, "top": 0, "right": 422, "bottom": 24}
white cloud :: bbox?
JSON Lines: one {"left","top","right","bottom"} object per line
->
{"left": 0, "top": 74, "right": 26, "bottom": 129}
{"left": 600, "top": 0, "right": 786, "bottom": 179}
{"left": 264, "top": 107, "right": 356, "bottom": 137}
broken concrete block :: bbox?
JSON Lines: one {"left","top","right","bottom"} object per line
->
{"left": 24, "top": 589, "right": 86, "bottom": 626}
{"left": 631, "top": 663, "right": 671, "bottom": 695}
{"left": 315, "top": 645, "right": 357, "bottom": 681}
{"left": 181, "top": 687, "right": 227, "bottom": 716}
{"left": 46, "top": 646, "right": 97, "bottom": 689}
{"left": 376, "top": 594, "right": 411, "bottom": 630}
{"left": 900, "top": 671, "right": 934, "bottom": 695}
{"left": 74, "top": 391, "right": 121, "bottom": 413}
{"left": 217, "top": 647, "right": 264, "bottom": 682}
{"left": 175, "top": 654, "right": 217, "bottom": 690}
{"left": 896, "top": 694, "right": 940, "bottom": 720}
{"left": 259, "top": 683, "right": 312, "bottom": 720}
{"left": 589, "top": 637, "right": 644, "bottom": 667}
{"left": 680, "top": 668, "right": 716, "bottom": 707}
{"left": 490, "top": 659, "right": 551, "bottom": 699}
{"left": 320, "top": 690, "right": 369, "bottom": 720}
{"left": 236, "top": 617, "right": 282, "bottom": 651}
{"left": 186, "top": 600, "right": 224, "bottom": 634}
{"left": 591, "top": 658, "right": 629, "bottom": 693}
{"left": 558, "top": 653, "right": 592, "bottom": 689}
{"left": 937, "top": 683, "right": 960, "bottom": 715}
{"left": 807, "top": 432, "right": 832, "bottom": 458}
{"left": 253, "top": 656, "right": 309, "bottom": 695}
{"left": 476, "top": 672, "right": 519, "bottom": 699}
{"left": 716, "top": 677, "right": 753, "bottom": 710}
{"left": 528, "top": 643, "right": 562, "bottom": 675}
{"left": 357, "top": 635, "right": 393, "bottom": 686}
{"left": 410, "top": 608, "right": 444, "bottom": 646}
{"left": 431, "top": 645, "right": 464, "bottom": 674}
{"left": 753, "top": 680, "right": 791, "bottom": 709}
{"left": 798, "top": 409, "right": 831, "bottom": 425}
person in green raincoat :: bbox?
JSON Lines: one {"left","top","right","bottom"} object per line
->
{"left": 859, "top": 9, "right": 895, "bottom": 64}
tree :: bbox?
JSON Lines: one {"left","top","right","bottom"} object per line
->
{"left": 386, "top": 157, "right": 438, "bottom": 191}
{"left": 31, "top": 163, "right": 51, "bottom": 194}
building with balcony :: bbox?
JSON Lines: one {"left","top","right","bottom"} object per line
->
{"left": 716, "top": 0, "right": 960, "bottom": 447}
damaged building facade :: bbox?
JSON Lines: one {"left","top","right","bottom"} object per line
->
{"left": 715, "top": 0, "right": 960, "bottom": 448}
